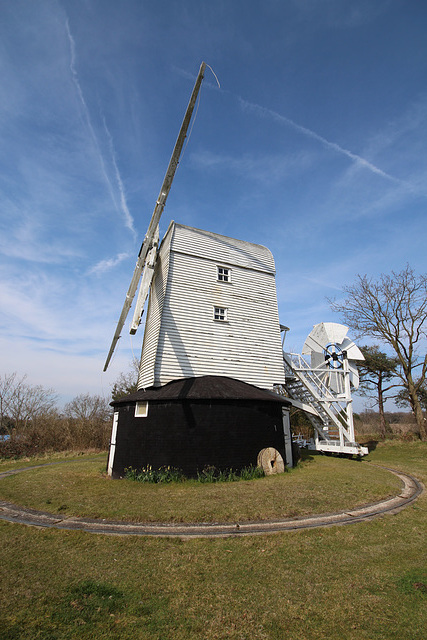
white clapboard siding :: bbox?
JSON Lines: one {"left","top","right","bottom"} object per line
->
{"left": 138, "top": 222, "right": 285, "bottom": 390}
{"left": 170, "top": 225, "right": 276, "bottom": 273}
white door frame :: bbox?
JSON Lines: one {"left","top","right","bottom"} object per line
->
{"left": 107, "top": 412, "right": 119, "bottom": 477}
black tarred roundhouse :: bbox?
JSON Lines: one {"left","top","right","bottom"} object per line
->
{"left": 108, "top": 376, "right": 293, "bottom": 478}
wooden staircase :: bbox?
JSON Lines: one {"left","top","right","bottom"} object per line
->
{"left": 279, "top": 352, "right": 368, "bottom": 456}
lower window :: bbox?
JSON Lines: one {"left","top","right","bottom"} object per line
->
{"left": 213, "top": 306, "right": 227, "bottom": 321}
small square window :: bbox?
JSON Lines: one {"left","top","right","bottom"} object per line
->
{"left": 135, "top": 401, "right": 148, "bottom": 417}
{"left": 217, "top": 266, "right": 231, "bottom": 282}
{"left": 213, "top": 306, "right": 227, "bottom": 321}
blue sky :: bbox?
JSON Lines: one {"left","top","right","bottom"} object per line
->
{"left": 1, "top": 0, "right": 426, "bottom": 409}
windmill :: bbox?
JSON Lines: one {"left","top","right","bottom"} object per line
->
{"left": 103, "top": 65, "right": 367, "bottom": 478}
{"left": 104, "top": 63, "right": 293, "bottom": 477}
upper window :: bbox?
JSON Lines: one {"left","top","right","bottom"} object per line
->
{"left": 217, "top": 266, "right": 231, "bottom": 283}
{"left": 213, "top": 306, "right": 227, "bottom": 322}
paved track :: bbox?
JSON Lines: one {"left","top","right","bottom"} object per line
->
{"left": 0, "top": 462, "right": 423, "bottom": 538}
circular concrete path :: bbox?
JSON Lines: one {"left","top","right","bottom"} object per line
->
{"left": 0, "top": 462, "right": 423, "bottom": 538}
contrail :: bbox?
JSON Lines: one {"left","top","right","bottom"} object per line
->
{"left": 65, "top": 20, "right": 136, "bottom": 235}
{"left": 174, "top": 64, "right": 402, "bottom": 185}
{"left": 103, "top": 117, "right": 136, "bottom": 236}
{"left": 238, "top": 97, "right": 404, "bottom": 184}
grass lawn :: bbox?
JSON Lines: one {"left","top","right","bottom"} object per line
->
{"left": 0, "top": 451, "right": 402, "bottom": 523}
{"left": 0, "top": 441, "right": 426, "bottom": 639}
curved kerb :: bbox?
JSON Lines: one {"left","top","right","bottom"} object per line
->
{"left": 0, "top": 462, "right": 423, "bottom": 539}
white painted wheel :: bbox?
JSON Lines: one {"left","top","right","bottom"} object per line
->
{"left": 257, "top": 448, "right": 285, "bottom": 475}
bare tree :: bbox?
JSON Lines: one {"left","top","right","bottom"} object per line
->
{"left": 0, "top": 372, "right": 19, "bottom": 432}
{"left": 0, "top": 372, "right": 57, "bottom": 432}
{"left": 330, "top": 266, "right": 427, "bottom": 440}
{"left": 63, "top": 393, "right": 112, "bottom": 450}
{"left": 64, "top": 393, "right": 111, "bottom": 422}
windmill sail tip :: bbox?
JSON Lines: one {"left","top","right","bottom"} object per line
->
{"left": 103, "top": 335, "right": 121, "bottom": 372}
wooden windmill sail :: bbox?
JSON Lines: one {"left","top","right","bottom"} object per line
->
{"left": 104, "top": 62, "right": 206, "bottom": 372}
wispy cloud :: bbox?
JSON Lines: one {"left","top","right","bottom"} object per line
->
{"left": 301, "top": 275, "right": 344, "bottom": 292}
{"left": 65, "top": 19, "right": 136, "bottom": 236}
{"left": 0, "top": 262, "right": 130, "bottom": 402}
{"left": 0, "top": 261, "right": 121, "bottom": 347}
{"left": 291, "top": 0, "right": 393, "bottom": 29}
{"left": 0, "top": 219, "right": 80, "bottom": 264}
{"left": 88, "top": 252, "right": 130, "bottom": 275}
{"left": 191, "top": 149, "right": 315, "bottom": 185}
{"left": 358, "top": 95, "right": 427, "bottom": 196}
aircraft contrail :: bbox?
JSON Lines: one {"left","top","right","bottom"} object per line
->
{"left": 66, "top": 20, "right": 136, "bottom": 236}
{"left": 238, "top": 97, "right": 404, "bottom": 185}
{"left": 103, "top": 117, "right": 136, "bottom": 236}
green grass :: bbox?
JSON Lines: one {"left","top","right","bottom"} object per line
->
{"left": 0, "top": 441, "right": 426, "bottom": 639}
{"left": 0, "top": 451, "right": 401, "bottom": 523}
{"left": 0, "top": 449, "right": 103, "bottom": 473}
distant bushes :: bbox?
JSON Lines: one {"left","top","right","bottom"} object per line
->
{"left": 0, "top": 410, "right": 111, "bottom": 458}
{"left": 0, "top": 373, "right": 112, "bottom": 458}
{"left": 289, "top": 403, "right": 424, "bottom": 444}
{"left": 355, "top": 410, "right": 422, "bottom": 441}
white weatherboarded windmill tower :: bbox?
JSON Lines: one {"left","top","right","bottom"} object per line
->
{"left": 137, "top": 222, "right": 286, "bottom": 391}
{"left": 105, "top": 219, "right": 292, "bottom": 478}
{"left": 104, "top": 62, "right": 367, "bottom": 478}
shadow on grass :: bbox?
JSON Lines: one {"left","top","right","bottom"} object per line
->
{"left": 396, "top": 570, "right": 427, "bottom": 596}
{"left": 1, "top": 579, "right": 176, "bottom": 639}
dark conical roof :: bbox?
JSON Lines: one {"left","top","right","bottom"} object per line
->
{"left": 111, "top": 375, "right": 291, "bottom": 406}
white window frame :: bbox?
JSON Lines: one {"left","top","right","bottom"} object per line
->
{"left": 134, "top": 401, "right": 149, "bottom": 418}
{"left": 213, "top": 306, "right": 228, "bottom": 322}
{"left": 217, "top": 266, "right": 231, "bottom": 283}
